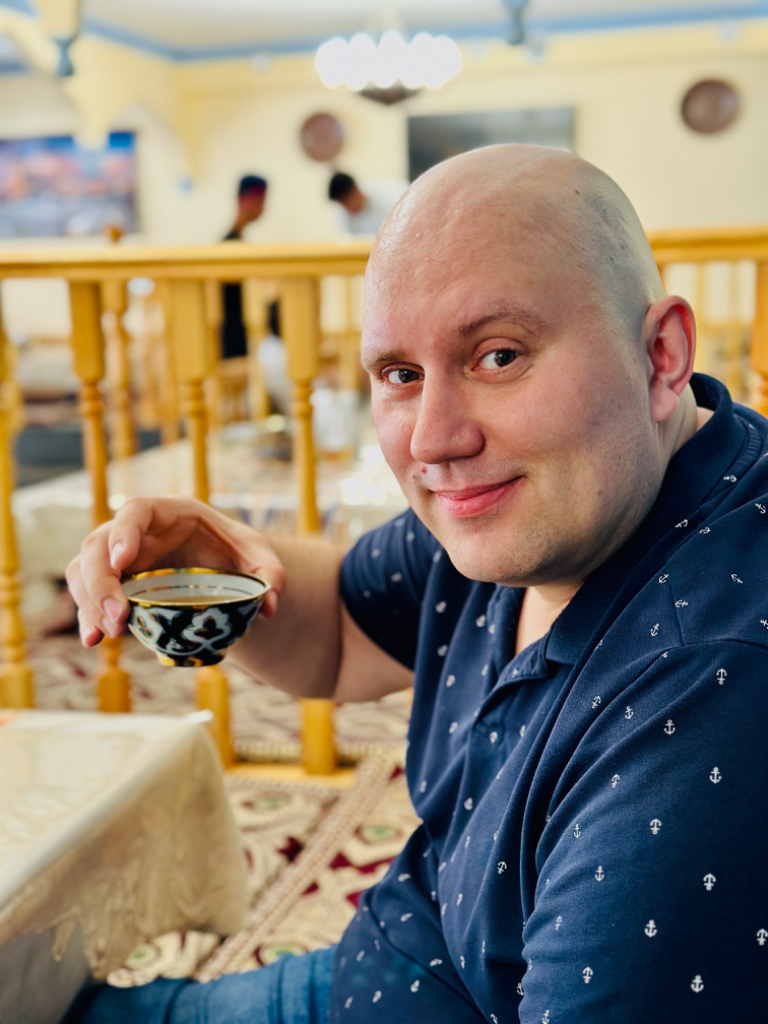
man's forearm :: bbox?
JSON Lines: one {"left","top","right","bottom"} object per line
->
{"left": 226, "top": 535, "right": 343, "bottom": 698}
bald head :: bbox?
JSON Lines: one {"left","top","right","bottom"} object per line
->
{"left": 362, "top": 143, "right": 698, "bottom": 592}
{"left": 371, "top": 144, "right": 664, "bottom": 340}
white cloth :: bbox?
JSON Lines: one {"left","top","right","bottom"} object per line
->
{"left": 256, "top": 334, "right": 290, "bottom": 414}
{"left": 336, "top": 180, "right": 408, "bottom": 238}
{"left": 0, "top": 711, "right": 247, "bottom": 1024}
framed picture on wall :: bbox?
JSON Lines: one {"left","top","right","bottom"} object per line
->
{"left": 408, "top": 108, "right": 574, "bottom": 182}
{"left": 0, "top": 131, "right": 137, "bottom": 239}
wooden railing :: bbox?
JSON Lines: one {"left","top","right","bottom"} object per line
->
{"left": 0, "top": 242, "right": 370, "bottom": 774}
{"left": 2, "top": 227, "right": 768, "bottom": 772}
{"left": 648, "top": 226, "right": 768, "bottom": 413}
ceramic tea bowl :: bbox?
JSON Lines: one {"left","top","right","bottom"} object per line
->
{"left": 122, "top": 568, "right": 270, "bottom": 668}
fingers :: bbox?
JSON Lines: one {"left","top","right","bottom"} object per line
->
{"left": 107, "top": 499, "right": 158, "bottom": 572}
{"left": 67, "top": 494, "right": 290, "bottom": 645}
{"left": 66, "top": 523, "right": 126, "bottom": 639}
{"left": 77, "top": 608, "right": 103, "bottom": 647}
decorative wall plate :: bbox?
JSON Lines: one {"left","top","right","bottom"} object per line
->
{"left": 300, "top": 112, "right": 344, "bottom": 162}
{"left": 681, "top": 79, "right": 739, "bottom": 134}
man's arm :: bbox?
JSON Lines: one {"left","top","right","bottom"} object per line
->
{"left": 66, "top": 497, "right": 412, "bottom": 703}
{"left": 227, "top": 533, "right": 413, "bottom": 701}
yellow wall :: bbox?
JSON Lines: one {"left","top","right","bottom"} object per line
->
{"left": 2, "top": 19, "right": 768, "bottom": 246}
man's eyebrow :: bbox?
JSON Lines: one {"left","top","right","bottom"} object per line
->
{"left": 458, "top": 303, "right": 547, "bottom": 337}
{"left": 363, "top": 348, "right": 407, "bottom": 369}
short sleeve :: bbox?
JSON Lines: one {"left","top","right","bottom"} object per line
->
{"left": 517, "top": 641, "right": 768, "bottom": 1023}
{"left": 340, "top": 509, "right": 439, "bottom": 669}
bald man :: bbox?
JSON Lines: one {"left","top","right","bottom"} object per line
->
{"left": 66, "top": 146, "right": 768, "bottom": 1024}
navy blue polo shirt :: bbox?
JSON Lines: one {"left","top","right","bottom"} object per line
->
{"left": 330, "top": 374, "right": 768, "bottom": 1024}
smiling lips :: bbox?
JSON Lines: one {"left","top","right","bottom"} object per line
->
{"left": 432, "top": 478, "right": 521, "bottom": 518}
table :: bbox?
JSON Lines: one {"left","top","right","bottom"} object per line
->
{"left": 0, "top": 711, "right": 247, "bottom": 1024}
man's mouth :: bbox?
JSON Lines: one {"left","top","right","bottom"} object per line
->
{"left": 431, "top": 479, "right": 522, "bottom": 519}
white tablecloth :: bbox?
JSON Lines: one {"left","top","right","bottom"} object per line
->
{"left": 0, "top": 711, "right": 247, "bottom": 1024}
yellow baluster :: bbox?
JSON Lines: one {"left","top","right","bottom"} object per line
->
{"left": 724, "top": 262, "right": 745, "bottom": 401}
{"left": 0, "top": 297, "right": 33, "bottom": 709}
{"left": 169, "top": 279, "right": 233, "bottom": 767}
{"left": 69, "top": 282, "right": 131, "bottom": 712}
{"left": 752, "top": 262, "right": 768, "bottom": 416}
{"left": 153, "top": 280, "right": 181, "bottom": 445}
{"left": 282, "top": 277, "right": 337, "bottom": 775}
{"left": 339, "top": 275, "right": 362, "bottom": 394}
{"left": 101, "top": 279, "right": 136, "bottom": 460}
{"left": 203, "top": 278, "right": 224, "bottom": 430}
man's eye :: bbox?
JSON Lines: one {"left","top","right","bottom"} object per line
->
{"left": 479, "top": 349, "right": 518, "bottom": 370}
{"left": 384, "top": 368, "right": 420, "bottom": 384}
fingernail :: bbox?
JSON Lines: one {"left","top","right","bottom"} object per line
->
{"left": 109, "top": 542, "right": 125, "bottom": 569}
{"left": 103, "top": 598, "right": 122, "bottom": 622}
{"left": 101, "top": 617, "right": 119, "bottom": 638}
{"left": 80, "top": 623, "right": 99, "bottom": 645}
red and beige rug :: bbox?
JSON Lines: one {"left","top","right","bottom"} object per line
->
{"left": 27, "top": 633, "right": 415, "bottom": 985}
{"left": 28, "top": 634, "right": 411, "bottom": 763}
{"left": 107, "top": 757, "right": 418, "bottom": 986}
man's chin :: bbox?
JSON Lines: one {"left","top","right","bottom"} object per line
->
{"left": 437, "top": 535, "right": 534, "bottom": 586}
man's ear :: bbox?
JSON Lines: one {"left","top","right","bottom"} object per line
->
{"left": 643, "top": 295, "right": 696, "bottom": 424}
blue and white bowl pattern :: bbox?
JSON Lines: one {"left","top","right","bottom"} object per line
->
{"left": 123, "top": 569, "right": 270, "bottom": 668}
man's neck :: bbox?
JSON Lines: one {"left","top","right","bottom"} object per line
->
{"left": 514, "top": 400, "right": 714, "bottom": 655}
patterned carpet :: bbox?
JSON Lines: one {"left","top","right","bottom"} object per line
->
{"left": 29, "top": 634, "right": 411, "bottom": 763}
{"left": 107, "top": 758, "right": 419, "bottom": 986}
{"left": 28, "top": 633, "right": 416, "bottom": 985}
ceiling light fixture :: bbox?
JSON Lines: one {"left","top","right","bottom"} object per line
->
{"left": 316, "top": 30, "right": 462, "bottom": 93}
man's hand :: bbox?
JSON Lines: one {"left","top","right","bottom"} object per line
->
{"left": 67, "top": 496, "right": 412, "bottom": 702}
{"left": 65, "top": 497, "right": 286, "bottom": 647}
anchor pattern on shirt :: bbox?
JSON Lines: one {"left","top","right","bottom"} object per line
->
{"left": 332, "top": 381, "right": 768, "bottom": 1024}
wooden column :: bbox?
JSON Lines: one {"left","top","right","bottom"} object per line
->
{"left": 70, "top": 282, "right": 131, "bottom": 712}
{"left": 242, "top": 278, "right": 270, "bottom": 421}
{"left": 101, "top": 279, "right": 136, "bottom": 460}
{"left": 0, "top": 298, "right": 33, "bottom": 708}
{"left": 203, "top": 279, "right": 224, "bottom": 431}
{"left": 153, "top": 280, "right": 180, "bottom": 445}
{"left": 169, "top": 279, "right": 233, "bottom": 767}
{"left": 752, "top": 262, "right": 768, "bottom": 416}
{"left": 282, "top": 277, "right": 336, "bottom": 775}
{"left": 339, "top": 275, "right": 362, "bottom": 393}
{"left": 724, "top": 262, "right": 744, "bottom": 401}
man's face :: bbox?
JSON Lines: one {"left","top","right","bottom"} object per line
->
{"left": 239, "top": 190, "right": 266, "bottom": 224}
{"left": 341, "top": 185, "right": 366, "bottom": 215}
{"left": 363, "top": 216, "right": 661, "bottom": 587}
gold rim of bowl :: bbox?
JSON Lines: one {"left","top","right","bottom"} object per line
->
{"left": 123, "top": 567, "right": 271, "bottom": 608}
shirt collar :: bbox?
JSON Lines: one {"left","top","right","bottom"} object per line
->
{"left": 545, "top": 373, "right": 745, "bottom": 666}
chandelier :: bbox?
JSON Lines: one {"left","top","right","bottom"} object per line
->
{"left": 315, "top": 30, "right": 462, "bottom": 93}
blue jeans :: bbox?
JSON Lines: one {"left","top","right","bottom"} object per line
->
{"left": 64, "top": 946, "right": 336, "bottom": 1024}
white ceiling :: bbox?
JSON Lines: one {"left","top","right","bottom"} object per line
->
{"left": 17, "top": 0, "right": 768, "bottom": 57}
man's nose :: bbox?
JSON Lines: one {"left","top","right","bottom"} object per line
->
{"left": 409, "top": 379, "right": 484, "bottom": 465}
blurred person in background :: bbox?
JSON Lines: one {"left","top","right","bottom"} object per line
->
{"left": 329, "top": 171, "right": 406, "bottom": 238}
{"left": 221, "top": 174, "right": 268, "bottom": 359}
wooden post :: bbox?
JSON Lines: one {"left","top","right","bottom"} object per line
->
{"left": 752, "top": 262, "right": 768, "bottom": 416}
{"left": 69, "top": 282, "right": 131, "bottom": 712}
{"left": 101, "top": 279, "right": 136, "bottom": 460}
{"left": 203, "top": 278, "right": 223, "bottom": 431}
{"left": 692, "top": 263, "right": 709, "bottom": 377}
{"left": 153, "top": 281, "right": 180, "bottom": 445}
{"left": 339, "top": 275, "right": 362, "bottom": 393}
{"left": 282, "top": 277, "right": 337, "bottom": 775}
{"left": 724, "top": 262, "right": 744, "bottom": 401}
{"left": 169, "top": 279, "right": 233, "bottom": 767}
{"left": 242, "top": 278, "right": 270, "bottom": 421}
{"left": 0, "top": 297, "right": 33, "bottom": 708}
